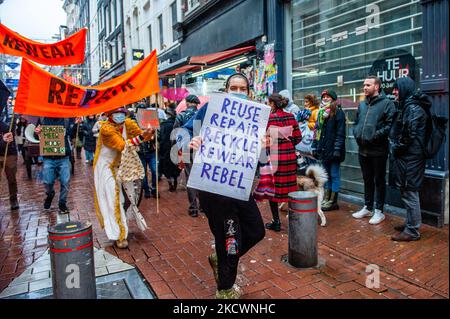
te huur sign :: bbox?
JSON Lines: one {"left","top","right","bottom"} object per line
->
{"left": 40, "top": 125, "right": 66, "bottom": 156}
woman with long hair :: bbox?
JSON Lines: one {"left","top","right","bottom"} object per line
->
{"left": 314, "top": 89, "right": 346, "bottom": 211}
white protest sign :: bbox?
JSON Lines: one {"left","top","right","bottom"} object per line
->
{"left": 187, "top": 93, "right": 271, "bottom": 201}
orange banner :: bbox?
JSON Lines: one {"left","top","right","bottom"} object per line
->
{"left": 15, "top": 50, "right": 160, "bottom": 118}
{"left": 0, "top": 23, "right": 86, "bottom": 65}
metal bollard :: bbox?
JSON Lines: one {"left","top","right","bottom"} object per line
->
{"left": 48, "top": 221, "right": 97, "bottom": 299}
{"left": 287, "top": 191, "right": 318, "bottom": 268}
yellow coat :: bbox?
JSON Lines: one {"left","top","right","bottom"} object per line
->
{"left": 92, "top": 118, "right": 145, "bottom": 239}
{"left": 307, "top": 105, "right": 319, "bottom": 131}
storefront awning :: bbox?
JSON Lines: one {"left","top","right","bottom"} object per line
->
{"left": 159, "top": 45, "right": 255, "bottom": 77}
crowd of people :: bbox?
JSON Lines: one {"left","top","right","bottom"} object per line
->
{"left": 0, "top": 73, "right": 435, "bottom": 299}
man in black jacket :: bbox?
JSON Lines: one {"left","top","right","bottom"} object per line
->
{"left": 352, "top": 76, "right": 395, "bottom": 224}
{"left": 389, "top": 77, "right": 429, "bottom": 241}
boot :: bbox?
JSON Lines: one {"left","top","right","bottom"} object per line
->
{"left": 10, "top": 197, "right": 19, "bottom": 211}
{"left": 322, "top": 189, "right": 331, "bottom": 206}
{"left": 115, "top": 239, "right": 128, "bottom": 249}
{"left": 208, "top": 252, "right": 219, "bottom": 286}
{"left": 322, "top": 192, "right": 339, "bottom": 211}
{"left": 265, "top": 219, "right": 281, "bottom": 232}
{"left": 215, "top": 284, "right": 242, "bottom": 299}
{"left": 44, "top": 191, "right": 55, "bottom": 209}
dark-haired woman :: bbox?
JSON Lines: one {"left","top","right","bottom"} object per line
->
{"left": 314, "top": 89, "right": 346, "bottom": 211}
{"left": 264, "top": 93, "right": 302, "bottom": 232}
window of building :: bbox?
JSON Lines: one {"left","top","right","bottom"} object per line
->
{"left": 117, "top": 34, "right": 122, "bottom": 59}
{"left": 105, "top": 5, "right": 110, "bottom": 35}
{"left": 111, "top": 0, "right": 117, "bottom": 30}
{"left": 116, "top": 0, "right": 122, "bottom": 26}
{"left": 148, "top": 24, "right": 153, "bottom": 52}
{"left": 186, "top": 0, "right": 200, "bottom": 15}
{"left": 158, "top": 14, "right": 164, "bottom": 49}
{"left": 291, "top": 0, "right": 423, "bottom": 196}
{"left": 171, "top": 1, "right": 178, "bottom": 42}
{"left": 98, "top": 8, "right": 103, "bottom": 33}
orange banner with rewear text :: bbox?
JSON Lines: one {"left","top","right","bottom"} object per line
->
{"left": 15, "top": 50, "right": 160, "bottom": 118}
{"left": 0, "top": 23, "right": 86, "bottom": 66}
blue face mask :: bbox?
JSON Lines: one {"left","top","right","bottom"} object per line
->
{"left": 112, "top": 112, "right": 126, "bottom": 124}
{"left": 230, "top": 92, "right": 248, "bottom": 100}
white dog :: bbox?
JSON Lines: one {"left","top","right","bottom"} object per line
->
{"left": 296, "top": 165, "right": 329, "bottom": 226}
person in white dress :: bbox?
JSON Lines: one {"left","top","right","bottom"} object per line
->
{"left": 93, "top": 107, "right": 154, "bottom": 248}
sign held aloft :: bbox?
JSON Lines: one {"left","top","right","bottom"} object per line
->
{"left": 136, "top": 108, "right": 160, "bottom": 129}
{"left": 187, "top": 94, "right": 271, "bottom": 201}
{"left": 40, "top": 126, "right": 66, "bottom": 156}
{"left": 14, "top": 50, "right": 160, "bottom": 118}
{"left": 0, "top": 24, "right": 86, "bottom": 66}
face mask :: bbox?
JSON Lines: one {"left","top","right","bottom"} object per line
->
{"left": 230, "top": 92, "right": 248, "bottom": 100}
{"left": 112, "top": 113, "right": 126, "bottom": 124}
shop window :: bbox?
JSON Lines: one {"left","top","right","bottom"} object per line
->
{"left": 291, "top": 0, "right": 423, "bottom": 196}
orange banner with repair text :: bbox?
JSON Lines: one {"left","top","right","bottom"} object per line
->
{"left": 15, "top": 50, "right": 160, "bottom": 118}
{"left": 0, "top": 23, "right": 86, "bottom": 66}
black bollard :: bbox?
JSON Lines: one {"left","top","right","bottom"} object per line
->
{"left": 287, "top": 191, "right": 318, "bottom": 268}
{"left": 48, "top": 221, "right": 97, "bottom": 299}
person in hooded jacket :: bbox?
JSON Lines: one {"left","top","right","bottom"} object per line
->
{"left": 352, "top": 76, "right": 395, "bottom": 225}
{"left": 279, "top": 89, "right": 301, "bottom": 118}
{"left": 159, "top": 103, "right": 181, "bottom": 192}
{"left": 388, "top": 77, "right": 430, "bottom": 242}
{"left": 80, "top": 115, "right": 97, "bottom": 165}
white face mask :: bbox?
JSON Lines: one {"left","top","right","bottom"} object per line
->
{"left": 112, "top": 113, "right": 126, "bottom": 124}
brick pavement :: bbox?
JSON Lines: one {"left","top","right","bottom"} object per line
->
{"left": 1, "top": 156, "right": 448, "bottom": 299}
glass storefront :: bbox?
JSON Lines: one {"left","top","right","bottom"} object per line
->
{"left": 291, "top": 0, "right": 423, "bottom": 195}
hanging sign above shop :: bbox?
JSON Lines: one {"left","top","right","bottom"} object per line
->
{"left": 132, "top": 49, "right": 145, "bottom": 61}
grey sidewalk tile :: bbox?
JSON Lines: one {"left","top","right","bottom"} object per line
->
{"left": 10, "top": 271, "right": 51, "bottom": 286}
{"left": 95, "top": 267, "right": 109, "bottom": 277}
{"left": 0, "top": 283, "right": 29, "bottom": 298}
{"left": 29, "top": 278, "right": 53, "bottom": 292}
{"left": 106, "top": 263, "right": 134, "bottom": 274}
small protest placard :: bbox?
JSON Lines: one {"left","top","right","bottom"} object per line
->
{"left": 187, "top": 94, "right": 271, "bottom": 201}
{"left": 40, "top": 125, "right": 66, "bottom": 156}
{"left": 136, "top": 108, "right": 160, "bottom": 129}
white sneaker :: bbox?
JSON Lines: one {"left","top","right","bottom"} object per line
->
{"left": 369, "top": 209, "right": 385, "bottom": 225}
{"left": 352, "top": 206, "right": 373, "bottom": 219}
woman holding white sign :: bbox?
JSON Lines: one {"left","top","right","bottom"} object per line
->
{"left": 187, "top": 73, "right": 266, "bottom": 299}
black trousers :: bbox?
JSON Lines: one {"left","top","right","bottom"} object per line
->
{"left": 198, "top": 191, "right": 265, "bottom": 290}
{"left": 358, "top": 154, "right": 388, "bottom": 211}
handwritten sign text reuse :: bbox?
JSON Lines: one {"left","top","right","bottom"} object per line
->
{"left": 187, "top": 94, "right": 271, "bottom": 201}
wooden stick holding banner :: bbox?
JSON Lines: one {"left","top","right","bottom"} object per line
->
{"left": 155, "top": 126, "right": 159, "bottom": 214}
{"left": 0, "top": 112, "right": 15, "bottom": 182}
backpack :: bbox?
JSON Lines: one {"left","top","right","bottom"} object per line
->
{"left": 423, "top": 107, "right": 448, "bottom": 159}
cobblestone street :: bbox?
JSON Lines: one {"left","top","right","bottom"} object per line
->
{"left": 1, "top": 158, "right": 448, "bottom": 299}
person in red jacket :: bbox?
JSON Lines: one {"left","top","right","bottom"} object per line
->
{"left": 264, "top": 93, "right": 302, "bottom": 232}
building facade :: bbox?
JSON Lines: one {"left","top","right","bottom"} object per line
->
{"left": 62, "top": 0, "right": 91, "bottom": 85}
{"left": 287, "top": 0, "right": 448, "bottom": 226}
{"left": 122, "top": 0, "right": 182, "bottom": 72}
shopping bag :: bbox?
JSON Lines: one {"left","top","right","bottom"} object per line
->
{"left": 296, "top": 122, "right": 315, "bottom": 155}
